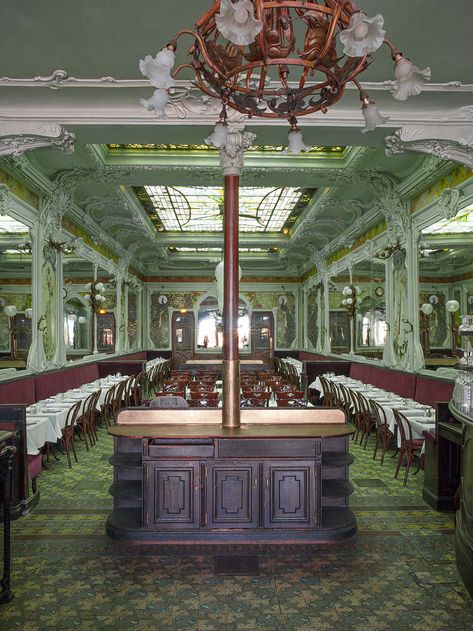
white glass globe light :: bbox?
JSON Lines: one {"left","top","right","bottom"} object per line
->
{"left": 355, "top": 287, "right": 362, "bottom": 296}
{"left": 84, "top": 294, "right": 91, "bottom": 301}
{"left": 361, "top": 101, "right": 389, "bottom": 133}
{"left": 205, "top": 122, "right": 228, "bottom": 148}
{"left": 392, "top": 57, "right": 431, "bottom": 101}
{"left": 140, "top": 88, "right": 170, "bottom": 118}
{"left": 216, "top": 0, "right": 263, "bottom": 46}
{"left": 78, "top": 316, "right": 87, "bottom": 324}
{"left": 446, "top": 300, "right": 460, "bottom": 313}
{"left": 4, "top": 305, "right": 17, "bottom": 317}
{"left": 340, "top": 13, "right": 385, "bottom": 58}
{"left": 95, "top": 282, "right": 104, "bottom": 292}
{"left": 346, "top": 298, "right": 354, "bottom": 306}
{"left": 421, "top": 303, "right": 433, "bottom": 315}
{"left": 342, "top": 299, "right": 348, "bottom": 306}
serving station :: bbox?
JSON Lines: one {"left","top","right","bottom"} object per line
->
{"left": 106, "top": 407, "right": 356, "bottom": 544}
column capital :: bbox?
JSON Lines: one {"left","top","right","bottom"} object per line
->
{"left": 219, "top": 129, "right": 256, "bottom": 176}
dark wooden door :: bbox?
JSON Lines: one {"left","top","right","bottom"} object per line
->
{"left": 206, "top": 462, "right": 259, "bottom": 528}
{"left": 263, "top": 461, "right": 316, "bottom": 528}
{"left": 144, "top": 461, "right": 200, "bottom": 529}
{"left": 172, "top": 311, "right": 195, "bottom": 365}
{"left": 251, "top": 311, "right": 274, "bottom": 361}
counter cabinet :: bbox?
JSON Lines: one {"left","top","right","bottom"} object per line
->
{"left": 107, "top": 425, "right": 356, "bottom": 544}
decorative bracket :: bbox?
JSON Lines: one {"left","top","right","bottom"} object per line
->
{"left": 0, "top": 122, "right": 75, "bottom": 157}
{"left": 385, "top": 123, "right": 473, "bottom": 168}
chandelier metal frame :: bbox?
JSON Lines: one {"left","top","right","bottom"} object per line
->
{"left": 165, "top": 0, "right": 398, "bottom": 121}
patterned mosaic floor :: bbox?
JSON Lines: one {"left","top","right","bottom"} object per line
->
{"left": 2, "top": 428, "right": 472, "bottom": 630}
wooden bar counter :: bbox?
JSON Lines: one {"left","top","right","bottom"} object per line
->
{"left": 107, "top": 408, "right": 356, "bottom": 544}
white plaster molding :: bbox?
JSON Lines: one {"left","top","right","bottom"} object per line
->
{"left": 0, "top": 122, "right": 75, "bottom": 157}
{"left": 0, "top": 184, "right": 13, "bottom": 216}
{"left": 386, "top": 124, "right": 473, "bottom": 168}
{"left": 219, "top": 129, "right": 256, "bottom": 176}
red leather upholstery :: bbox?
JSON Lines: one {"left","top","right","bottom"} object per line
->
{"left": 0, "top": 376, "right": 36, "bottom": 405}
{"left": 28, "top": 454, "right": 42, "bottom": 479}
{"left": 349, "top": 364, "right": 416, "bottom": 399}
{"left": 415, "top": 375, "right": 454, "bottom": 407}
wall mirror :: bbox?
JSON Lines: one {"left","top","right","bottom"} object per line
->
{"left": 418, "top": 203, "right": 473, "bottom": 366}
{"left": 353, "top": 258, "right": 386, "bottom": 359}
{"left": 0, "top": 214, "right": 32, "bottom": 370}
{"left": 63, "top": 254, "right": 93, "bottom": 359}
{"left": 97, "top": 266, "right": 114, "bottom": 354}
{"left": 328, "top": 272, "right": 350, "bottom": 355}
{"left": 196, "top": 294, "right": 250, "bottom": 352}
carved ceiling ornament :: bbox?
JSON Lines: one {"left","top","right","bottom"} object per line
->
{"left": 385, "top": 124, "right": 473, "bottom": 169}
{"left": 437, "top": 187, "right": 463, "bottom": 221}
{"left": 219, "top": 128, "right": 256, "bottom": 176}
{"left": 0, "top": 122, "right": 75, "bottom": 157}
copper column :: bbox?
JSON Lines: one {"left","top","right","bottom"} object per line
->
{"left": 222, "top": 173, "right": 240, "bottom": 428}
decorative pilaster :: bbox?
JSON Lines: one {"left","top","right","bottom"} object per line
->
{"left": 26, "top": 224, "right": 47, "bottom": 372}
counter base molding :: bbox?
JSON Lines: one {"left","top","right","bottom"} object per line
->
{"left": 106, "top": 408, "right": 356, "bottom": 545}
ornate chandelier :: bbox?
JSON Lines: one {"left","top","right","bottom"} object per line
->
{"left": 140, "top": 1, "right": 430, "bottom": 149}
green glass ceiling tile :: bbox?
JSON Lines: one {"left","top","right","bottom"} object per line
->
{"left": 107, "top": 143, "right": 346, "bottom": 154}
{"left": 134, "top": 185, "right": 316, "bottom": 233}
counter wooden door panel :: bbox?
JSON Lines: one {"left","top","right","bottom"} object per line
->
{"left": 263, "top": 462, "right": 316, "bottom": 528}
{"left": 144, "top": 462, "right": 200, "bottom": 529}
{"left": 206, "top": 462, "right": 258, "bottom": 528}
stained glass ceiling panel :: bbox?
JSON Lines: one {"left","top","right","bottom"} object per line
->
{"left": 138, "top": 186, "right": 315, "bottom": 233}
{"left": 424, "top": 205, "right": 473, "bottom": 234}
{"left": 108, "top": 143, "right": 345, "bottom": 154}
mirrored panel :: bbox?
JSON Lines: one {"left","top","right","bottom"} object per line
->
{"left": 419, "top": 204, "right": 473, "bottom": 367}
{"left": 196, "top": 295, "right": 250, "bottom": 352}
{"left": 328, "top": 272, "right": 350, "bottom": 355}
{"left": 353, "top": 258, "right": 386, "bottom": 359}
{"left": 97, "top": 266, "right": 114, "bottom": 354}
{"left": 0, "top": 214, "right": 32, "bottom": 370}
{"left": 63, "top": 254, "right": 94, "bottom": 359}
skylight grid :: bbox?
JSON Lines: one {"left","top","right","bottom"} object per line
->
{"left": 143, "top": 185, "right": 307, "bottom": 233}
{"left": 0, "top": 216, "right": 28, "bottom": 234}
{"left": 424, "top": 206, "right": 473, "bottom": 234}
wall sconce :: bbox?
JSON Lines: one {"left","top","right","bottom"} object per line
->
{"left": 420, "top": 303, "right": 433, "bottom": 356}
{"left": 84, "top": 281, "right": 106, "bottom": 313}
{"left": 446, "top": 299, "right": 460, "bottom": 356}
{"left": 3, "top": 305, "right": 18, "bottom": 359}
{"left": 47, "top": 238, "right": 76, "bottom": 255}
{"left": 341, "top": 285, "right": 362, "bottom": 318}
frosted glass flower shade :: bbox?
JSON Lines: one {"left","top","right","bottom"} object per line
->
{"left": 216, "top": 0, "right": 263, "bottom": 46}
{"left": 215, "top": 261, "right": 242, "bottom": 313}
{"left": 285, "top": 129, "right": 310, "bottom": 154}
{"left": 446, "top": 300, "right": 460, "bottom": 313}
{"left": 4, "top": 305, "right": 17, "bottom": 317}
{"left": 205, "top": 122, "right": 228, "bottom": 148}
{"left": 139, "top": 49, "right": 176, "bottom": 89}
{"left": 421, "top": 303, "right": 433, "bottom": 315}
{"left": 392, "top": 57, "right": 431, "bottom": 101}
{"left": 361, "top": 102, "right": 389, "bottom": 133}
{"left": 340, "top": 13, "right": 385, "bottom": 57}
{"left": 140, "top": 88, "right": 169, "bottom": 118}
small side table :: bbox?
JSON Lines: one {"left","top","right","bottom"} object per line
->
{"left": 0, "top": 431, "right": 16, "bottom": 604}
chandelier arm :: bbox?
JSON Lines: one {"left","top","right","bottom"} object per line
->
{"left": 170, "top": 28, "right": 229, "bottom": 82}
{"left": 313, "top": 2, "right": 344, "bottom": 67}
{"left": 194, "top": 1, "right": 221, "bottom": 30}
{"left": 382, "top": 38, "right": 401, "bottom": 60}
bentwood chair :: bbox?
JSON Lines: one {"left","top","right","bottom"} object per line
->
{"left": 357, "top": 392, "right": 376, "bottom": 449}
{"left": 241, "top": 391, "right": 271, "bottom": 406}
{"left": 77, "top": 391, "right": 100, "bottom": 450}
{"left": 188, "top": 397, "right": 219, "bottom": 408}
{"left": 393, "top": 409, "right": 424, "bottom": 485}
{"left": 240, "top": 397, "right": 268, "bottom": 408}
{"left": 319, "top": 377, "right": 335, "bottom": 407}
{"left": 370, "top": 399, "right": 395, "bottom": 465}
{"left": 275, "top": 391, "right": 304, "bottom": 403}
{"left": 61, "top": 400, "right": 82, "bottom": 468}
{"left": 155, "top": 390, "right": 185, "bottom": 399}
{"left": 276, "top": 398, "right": 309, "bottom": 408}
{"left": 189, "top": 390, "right": 218, "bottom": 400}
{"left": 339, "top": 384, "right": 354, "bottom": 422}
{"left": 101, "top": 385, "right": 115, "bottom": 427}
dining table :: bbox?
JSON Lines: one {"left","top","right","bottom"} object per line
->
{"left": 24, "top": 375, "right": 128, "bottom": 455}
{"left": 310, "top": 374, "right": 436, "bottom": 448}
